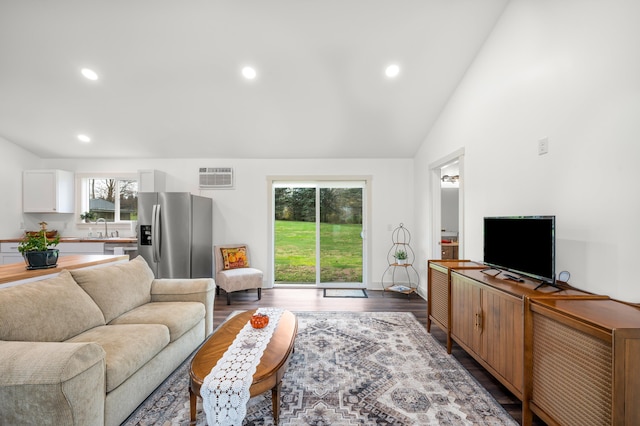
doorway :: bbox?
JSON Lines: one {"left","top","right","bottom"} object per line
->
{"left": 271, "top": 179, "right": 368, "bottom": 288}
{"left": 430, "top": 149, "right": 464, "bottom": 259}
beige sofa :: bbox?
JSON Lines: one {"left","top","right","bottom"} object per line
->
{"left": 0, "top": 256, "right": 215, "bottom": 426}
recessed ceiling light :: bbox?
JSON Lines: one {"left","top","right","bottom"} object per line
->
{"left": 81, "top": 68, "right": 99, "bottom": 81}
{"left": 242, "top": 66, "right": 257, "bottom": 80}
{"left": 385, "top": 64, "right": 400, "bottom": 78}
{"left": 77, "top": 134, "right": 91, "bottom": 143}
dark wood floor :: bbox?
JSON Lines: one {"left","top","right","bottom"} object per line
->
{"left": 213, "top": 287, "right": 544, "bottom": 425}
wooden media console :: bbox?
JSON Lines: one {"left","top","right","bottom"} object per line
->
{"left": 427, "top": 260, "right": 640, "bottom": 425}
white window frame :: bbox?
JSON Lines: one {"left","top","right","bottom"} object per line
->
{"left": 267, "top": 175, "right": 372, "bottom": 288}
{"left": 75, "top": 172, "right": 139, "bottom": 224}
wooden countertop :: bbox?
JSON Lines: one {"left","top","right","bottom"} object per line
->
{"left": 429, "top": 259, "right": 484, "bottom": 270}
{"left": 530, "top": 297, "right": 640, "bottom": 330}
{"left": 0, "top": 237, "right": 137, "bottom": 243}
{"left": 0, "top": 255, "right": 129, "bottom": 286}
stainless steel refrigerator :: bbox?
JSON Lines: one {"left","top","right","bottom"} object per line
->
{"left": 137, "top": 192, "right": 213, "bottom": 278}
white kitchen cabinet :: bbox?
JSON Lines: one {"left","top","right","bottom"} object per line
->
{"left": 0, "top": 242, "right": 23, "bottom": 265}
{"left": 1, "top": 255, "right": 24, "bottom": 265}
{"left": 23, "top": 169, "right": 74, "bottom": 213}
{"left": 103, "top": 242, "right": 138, "bottom": 259}
{"left": 138, "top": 169, "right": 166, "bottom": 192}
{"left": 0, "top": 242, "right": 105, "bottom": 265}
{"left": 57, "top": 242, "right": 105, "bottom": 255}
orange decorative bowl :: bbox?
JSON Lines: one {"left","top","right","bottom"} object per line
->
{"left": 250, "top": 313, "right": 269, "bottom": 329}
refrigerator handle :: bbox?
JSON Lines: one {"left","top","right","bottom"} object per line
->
{"left": 152, "top": 203, "right": 161, "bottom": 262}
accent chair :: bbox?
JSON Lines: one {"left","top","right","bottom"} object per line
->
{"left": 214, "top": 244, "right": 263, "bottom": 305}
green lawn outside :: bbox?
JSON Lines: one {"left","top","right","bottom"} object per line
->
{"left": 274, "top": 220, "right": 363, "bottom": 283}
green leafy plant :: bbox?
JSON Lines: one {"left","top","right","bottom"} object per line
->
{"left": 80, "top": 211, "right": 97, "bottom": 222}
{"left": 394, "top": 250, "right": 408, "bottom": 260}
{"left": 18, "top": 229, "right": 60, "bottom": 254}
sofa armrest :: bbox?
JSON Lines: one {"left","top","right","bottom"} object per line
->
{"left": 151, "top": 278, "right": 216, "bottom": 336}
{"left": 0, "top": 340, "right": 106, "bottom": 426}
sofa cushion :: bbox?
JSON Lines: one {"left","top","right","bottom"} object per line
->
{"left": 66, "top": 323, "right": 169, "bottom": 392}
{"left": 70, "top": 256, "right": 155, "bottom": 323}
{"left": 217, "top": 267, "right": 263, "bottom": 292}
{"left": 0, "top": 270, "right": 106, "bottom": 342}
{"left": 109, "top": 301, "right": 205, "bottom": 342}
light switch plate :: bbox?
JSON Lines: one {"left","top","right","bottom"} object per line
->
{"left": 538, "top": 137, "right": 549, "bottom": 155}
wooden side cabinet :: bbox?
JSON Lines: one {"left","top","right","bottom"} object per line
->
{"left": 451, "top": 271, "right": 524, "bottom": 399}
{"left": 441, "top": 243, "right": 458, "bottom": 259}
{"left": 523, "top": 296, "right": 640, "bottom": 426}
{"left": 427, "top": 260, "right": 484, "bottom": 353}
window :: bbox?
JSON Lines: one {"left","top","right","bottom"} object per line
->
{"left": 271, "top": 179, "right": 368, "bottom": 286}
{"left": 77, "top": 173, "right": 138, "bottom": 222}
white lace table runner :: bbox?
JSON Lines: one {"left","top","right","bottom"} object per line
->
{"left": 201, "top": 307, "right": 285, "bottom": 426}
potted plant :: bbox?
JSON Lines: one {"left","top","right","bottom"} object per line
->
{"left": 394, "top": 249, "right": 408, "bottom": 265}
{"left": 80, "top": 211, "right": 97, "bottom": 223}
{"left": 18, "top": 222, "right": 61, "bottom": 269}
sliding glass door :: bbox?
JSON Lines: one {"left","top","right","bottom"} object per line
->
{"left": 318, "top": 186, "right": 363, "bottom": 283}
{"left": 274, "top": 185, "right": 316, "bottom": 284}
{"left": 273, "top": 180, "right": 365, "bottom": 286}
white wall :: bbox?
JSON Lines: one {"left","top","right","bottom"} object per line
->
{"left": 0, "top": 137, "right": 43, "bottom": 236}
{"left": 37, "top": 157, "right": 414, "bottom": 289}
{"left": 414, "top": 0, "right": 640, "bottom": 302}
{"left": 7, "top": 0, "right": 639, "bottom": 301}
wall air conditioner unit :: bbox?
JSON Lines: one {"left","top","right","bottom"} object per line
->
{"left": 199, "top": 167, "right": 234, "bottom": 189}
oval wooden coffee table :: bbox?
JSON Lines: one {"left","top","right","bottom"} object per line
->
{"left": 189, "top": 310, "right": 297, "bottom": 425}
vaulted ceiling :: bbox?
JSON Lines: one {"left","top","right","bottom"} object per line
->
{"left": 0, "top": 0, "right": 508, "bottom": 159}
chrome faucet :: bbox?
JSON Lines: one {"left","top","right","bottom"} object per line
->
{"left": 96, "top": 218, "right": 108, "bottom": 239}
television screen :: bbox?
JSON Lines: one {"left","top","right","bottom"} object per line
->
{"left": 483, "top": 216, "right": 555, "bottom": 283}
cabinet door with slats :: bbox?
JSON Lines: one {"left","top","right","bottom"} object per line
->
{"left": 451, "top": 273, "right": 482, "bottom": 355}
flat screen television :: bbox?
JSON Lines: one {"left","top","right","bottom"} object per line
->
{"left": 483, "top": 215, "right": 556, "bottom": 286}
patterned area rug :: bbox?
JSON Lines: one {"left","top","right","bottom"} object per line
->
{"left": 122, "top": 311, "right": 517, "bottom": 425}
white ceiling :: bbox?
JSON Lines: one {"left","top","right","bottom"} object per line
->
{"left": 0, "top": 0, "right": 508, "bottom": 159}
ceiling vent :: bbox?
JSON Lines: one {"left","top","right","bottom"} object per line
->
{"left": 199, "top": 167, "right": 234, "bottom": 189}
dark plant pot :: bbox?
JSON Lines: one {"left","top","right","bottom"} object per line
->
{"left": 23, "top": 249, "right": 59, "bottom": 269}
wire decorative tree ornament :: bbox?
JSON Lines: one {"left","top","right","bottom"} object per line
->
{"left": 382, "top": 223, "right": 419, "bottom": 295}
